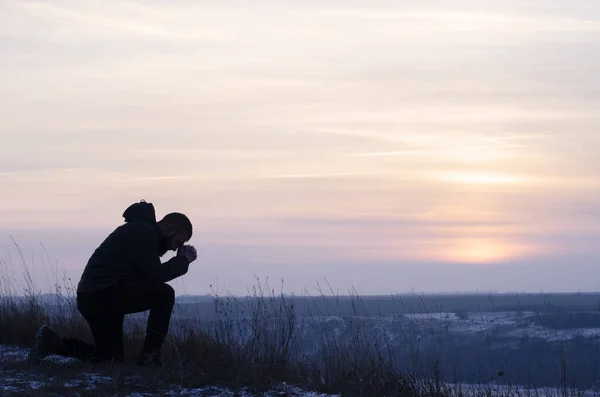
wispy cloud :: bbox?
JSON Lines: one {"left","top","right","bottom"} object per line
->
{"left": 261, "top": 173, "right": 361, "bottom": 179}
{"left": 4, "top": 0, "right": 232, "bottom": 41}
{"left": 346, "top": 150, "right": 434, "bottom": 157}
{"left": 429, "top": 171, "right": 539, "bottom": 185}
{"left": 346, "top": 146, "right": 529, "bottom": 162}
{"left": 347, "top": 10, "right": 600, "bottom": 32}
{"left": 1, "top": 0, "right": 599, "bottom": 294}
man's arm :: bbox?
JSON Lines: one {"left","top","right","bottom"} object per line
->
{"left": 126, "top": 223, "right": 190, "bottom": 283}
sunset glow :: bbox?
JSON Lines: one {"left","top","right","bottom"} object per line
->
{"left": 444, "top": 239, "right": 527, "bottom": 264}
{"left": 1, "top": 0, "right": 599, "bottom": 294}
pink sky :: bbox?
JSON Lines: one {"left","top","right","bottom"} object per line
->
{"left": 1, "top": 0, "right": 599, "bottom": 295}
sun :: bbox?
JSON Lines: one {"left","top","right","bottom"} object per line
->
{"left": 445, "top": 238, "right": 517, "bottom": 264}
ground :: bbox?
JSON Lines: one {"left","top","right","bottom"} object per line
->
{"left": 0, "top": 345, "right": 338, "bottom": 397}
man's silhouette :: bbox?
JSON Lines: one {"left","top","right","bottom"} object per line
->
{"left": 28, "top": 200, "right": 198, "bottom": 366}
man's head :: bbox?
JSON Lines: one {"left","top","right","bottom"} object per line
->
{"left": 157, "top": 212, "right": 193, "bottom": 253}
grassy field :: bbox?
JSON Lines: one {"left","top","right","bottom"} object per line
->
{"left": 1, "top": 243, "right": 599, "bottom": 396}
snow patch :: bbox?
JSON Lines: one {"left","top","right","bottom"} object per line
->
{"left": 27, "top": 380, "right": 45, "bottom": 390}
{"left": 45, "top": 353, "right": 81, "bottom": 366}
{"left": 404, "top": 312, "right": 460, "bottom": 321}
{"left": 448, "top": 382, "right": 599, "bottom": 397}
{"left": 157, "top": 385, "right": 339, "bottom": 397}
{"left": 504, "top": 324, "right": 600, "bottom": 342}
{"left": 0, "top": 345, "right": 29, "bottom": 361}
{"left": 63, "top": 374, "right": 112, "bottom": 390}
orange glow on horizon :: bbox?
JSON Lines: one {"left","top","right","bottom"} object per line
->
{"left": 443, "top": 238, "right": 529, "bottom": 264}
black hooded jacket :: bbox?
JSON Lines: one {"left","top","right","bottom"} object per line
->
{"left": 76, "top": 201, "right": 190, "bottom": 294}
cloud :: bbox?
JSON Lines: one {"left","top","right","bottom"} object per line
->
{"left": 261, "top": 173, "right": 362, "bottom": 179}
{"left": 429, "top": 171, "right": 540, "bottom": 185}
{"left": 346, "top": 150, "right": 435, "bottom": 157}
{"left": 1, "top": 0, "right": 599, "bottom": 294}
{"left": 269, "top": 215, "right": 523, "bottom": 229}
{"left": 3, "top": 0, "right": 232, "bottom": 41}
{"left": 342, "top": 10, "right": 600, "bottom": 32}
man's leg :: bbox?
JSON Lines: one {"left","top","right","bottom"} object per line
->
{"left": 28, "top": 292, "right": 118, "bottom": 365}
{"left": 77, "top": 283, "right": 175, "bottom": 365}
{"left": 113, "top": 283, "right": 176, "bottom": 365}
{"left": 28, "top": 324, "right": 96, "bottom": 365}
{"left": 83, "top": 312, "right": 125, "bottom": 363}
{"left": 142, "top": 283, "right": 176, "bottom": 355}
{"left": 77, "top": 290, "right": 126, "bottom": 363}
{"left": 61, "top": 335, "right": 96, "bottom": 362}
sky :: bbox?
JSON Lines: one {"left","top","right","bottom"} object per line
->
{"left": 1, "top": 0, "right": 599, "bottom": 296}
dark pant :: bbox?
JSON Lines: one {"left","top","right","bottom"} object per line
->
{"left": 61, "top": 282, "right": 175, "bottom": 362}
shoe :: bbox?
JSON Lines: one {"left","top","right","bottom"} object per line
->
{"left": 28, "top": 324, "right": 64, "bottom": 365}
{"left": 136, "top": 348, "right": 163, "bottom": 367}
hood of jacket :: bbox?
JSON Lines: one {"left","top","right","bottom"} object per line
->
{"left": 123, "top": 200, "right": 157, "bottom": 224}
{"left": 122, "top": 200, "right": 170, "bottom": 254}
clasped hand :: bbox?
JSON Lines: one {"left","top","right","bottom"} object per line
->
{"left": 178, "top": 245, "right": 198, "bottom": 263}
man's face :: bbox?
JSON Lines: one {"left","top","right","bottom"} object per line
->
{"left": 158, "top": 223, "right": 191, "bottom": 256}
{"left": 169, "top": 230, "right": 189, "bottom": 251}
